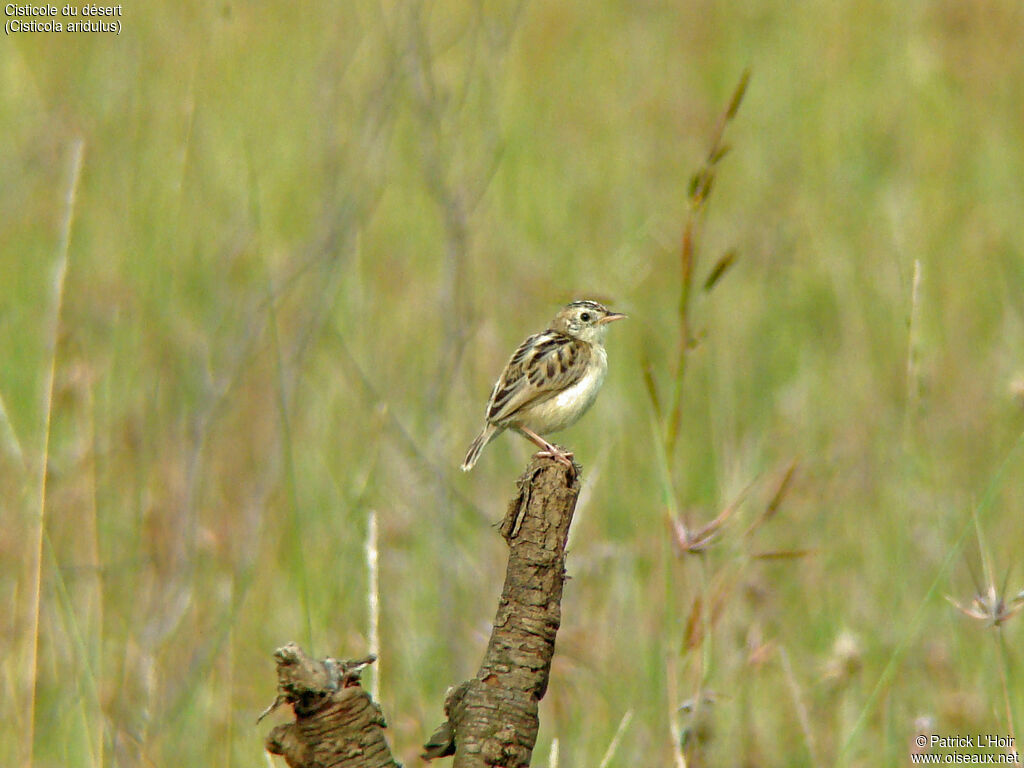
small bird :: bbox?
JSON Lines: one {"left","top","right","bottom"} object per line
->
{"left": 461, "top": 300, "right": 626, "bottom": 472}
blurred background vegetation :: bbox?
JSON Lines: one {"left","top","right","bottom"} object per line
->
{"left": 3, "top": 1, "right": 1024, "bottom": 765}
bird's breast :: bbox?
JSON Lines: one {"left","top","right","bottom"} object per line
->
{"left": 517, "top": 346, "right": 608, "bottom": 435}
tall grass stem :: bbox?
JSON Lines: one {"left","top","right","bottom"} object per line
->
{"left": 26, "top": 137, "right": 85, "bottom": 768}
{"left": 366, "top": 509, "right": 380, "bottom": 702}
{"left": 902, "top": 259, "right": 922, "bottom": 444}
{"left": 597, "top": 709, "right": 633, "bottom": 768}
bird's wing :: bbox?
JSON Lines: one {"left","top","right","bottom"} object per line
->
{"left": 485, "top": 331, "right": 591, "bottom": 424}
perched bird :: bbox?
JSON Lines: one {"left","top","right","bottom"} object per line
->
{"left": 461, "top": 300, "right": 626, "bottom": 472}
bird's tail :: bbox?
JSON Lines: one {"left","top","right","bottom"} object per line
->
{"left": 461, "top": 424, "right": 500, "bottom": 471}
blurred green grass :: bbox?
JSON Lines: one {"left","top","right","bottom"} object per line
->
{"left": 3, "top": 1, "right": 1024, "bottom": 765}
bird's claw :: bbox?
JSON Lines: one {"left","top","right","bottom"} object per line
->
{"left": 533, "top": 446, "right": 577, "bottom": 476}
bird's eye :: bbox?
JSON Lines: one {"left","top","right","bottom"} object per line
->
{"left": 580, "top": 312, "right": 591, "bottom": 322}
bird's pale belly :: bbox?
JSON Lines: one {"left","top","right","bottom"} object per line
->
{"left": 515, "top": 357, "right": 607, "bottom": 435}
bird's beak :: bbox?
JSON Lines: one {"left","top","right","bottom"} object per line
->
{"left": 599, "top": 312, "right": 627, "bottom": 325}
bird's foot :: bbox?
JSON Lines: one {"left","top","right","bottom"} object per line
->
{"left": 517, "top": 426, "right": 578, "bottom": 479}
{"left": 533, "top": 444, "right": 576, "bottom": 474}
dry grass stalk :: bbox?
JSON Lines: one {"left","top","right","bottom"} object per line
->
{"left": 596, "top": 709, "right": 634, "bottom": 768}
{"left": 26, "top": 138, "right": 85, "bottom": 768}
{"left": 664, "top": 69, "right": 750, "bottom": 456}
{"left": 366, "top": 509, "right": 381, "bottom": 702}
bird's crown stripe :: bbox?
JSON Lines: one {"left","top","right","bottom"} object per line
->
{"left": 566, "top": 300, "right": 607, "bottom": 311}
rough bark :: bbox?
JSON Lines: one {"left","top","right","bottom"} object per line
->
{"left": 263, "top": 644, "right": 399, "bottom": 768}
{"left": 263, "top": 456, "right": 579, "bottom": 768}
{"left": 423, "top": 457, "right": 580, "bottom": 766}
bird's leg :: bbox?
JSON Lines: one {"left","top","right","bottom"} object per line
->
{"left": 517, "top": 426, "right": 576, "bottom": 472}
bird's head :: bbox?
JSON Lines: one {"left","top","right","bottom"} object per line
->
{"left": 552, "top": 300, "right": 626, "bottom": 343}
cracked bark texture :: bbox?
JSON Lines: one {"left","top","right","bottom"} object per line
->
{"left": 263, "top": 457, "right": 579, "bottom": 767}
{"left": 264, "top": 643, "right": 399, "bottom": 768}
{"left": 425, "top": 456, "right": 581, "bottom": 767}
